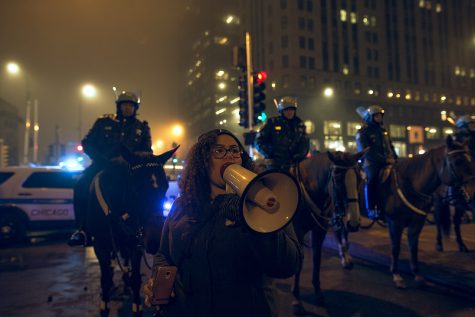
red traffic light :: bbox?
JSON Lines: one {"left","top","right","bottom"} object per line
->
{"left": 256, "top": 71, "right": 267, "bottom": 85}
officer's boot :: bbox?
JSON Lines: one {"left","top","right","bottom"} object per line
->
{"left": 365, "top": 183, "right": 380, "bottom": 220}
{"left": 68, "top": 177, "right": 90, "bottom": 247}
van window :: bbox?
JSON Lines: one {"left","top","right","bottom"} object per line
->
{"left": 0, "top": 172, "right": 14, "bottom": 185}
{"left": 22, "top": 172, "right": 81, "bottom": 189}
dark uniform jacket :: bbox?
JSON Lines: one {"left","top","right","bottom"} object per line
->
{"left": 82, "top": 114, "right": 152, "bottom": 164}
{"left": 256, "top": 115, "right": 309, "bottom": 167}
{"left": 454, "top": 129, "right": 475, "bottom": 156}
{"left": 153, "top": 195, "right": 302, "bottom": 317}
{"left": 356, "top": 123, "right": 397, "bottom": 166}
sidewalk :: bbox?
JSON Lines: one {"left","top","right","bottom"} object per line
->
{"left": 324, "top": 221, "right": 475, "bottom": 297}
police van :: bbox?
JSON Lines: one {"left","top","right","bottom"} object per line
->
{"left": 0, "top": 167, "right": 81, "bottom": 244}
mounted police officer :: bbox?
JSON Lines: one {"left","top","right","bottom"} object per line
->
{"left": 356, "top": 105, "right": 397, "bottom": 220}
{"left": 256, "top": 96, "right": 309, "bottom": 171}
{"left": 447, "top": 115, "right": 475, "bottom": 216}
{"left": 68, "top": 91, "right": 152, "bottom": 246}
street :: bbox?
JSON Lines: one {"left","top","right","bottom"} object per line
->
{"left": 0, "top": 224, "right": 474, "bottom": 317}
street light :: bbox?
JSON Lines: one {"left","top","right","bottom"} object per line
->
{"left": 78, "top": 83, "right": 97, "bottom": 141}
{"left": 5, "top": 61, "right": 32, "bottom": 164}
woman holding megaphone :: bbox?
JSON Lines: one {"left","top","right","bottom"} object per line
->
{"left": 143, "top": 129, "right": 302, "bottom": 317}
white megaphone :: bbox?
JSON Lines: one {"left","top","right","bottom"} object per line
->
{"left": 220, "top": 163, "right": 300, "bottom": 233}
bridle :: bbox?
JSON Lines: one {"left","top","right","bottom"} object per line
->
{"left": 329, "top": 164, "right": 360, "bottom": 229}
{"left": 442, "top": 148, "right": 473, "bottom": 186}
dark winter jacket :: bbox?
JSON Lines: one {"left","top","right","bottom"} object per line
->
{"left": 153, "top": 194, "right": 302, "bottom": 317}
{"left": 256, "top": 115, "right": 309, "bottom": 168}
{"left": 356, "top": 123, "right": 397, "bottom": 166}
{"left": 81, "top": 114, "right": 152, "bottom": 164}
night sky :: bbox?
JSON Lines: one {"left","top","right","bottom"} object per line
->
{"left": 0, "top": 0, "right": 189, "bottom": 157}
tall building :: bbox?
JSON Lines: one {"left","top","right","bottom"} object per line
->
{"left": 183, "top": 1, "right": 475, "bottom": 157}
{"left": 0, "top": 98, "right": 21, "bottom": 166}
{"left": 242, "top": 0, "right": 475, "bottom": 156}
{"left": 183, "top": 1, "right": 251, "bottom": 141}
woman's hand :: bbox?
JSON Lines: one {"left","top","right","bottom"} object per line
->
{"left": 143, "top": 277, "right": 155, "bottom": 307}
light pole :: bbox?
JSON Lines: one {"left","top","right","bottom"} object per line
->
{"left": 78, "top": 83, "right": 97, "bottom": 141}
{"left": 5, "top": 62, "right": 32, "bottom": 164}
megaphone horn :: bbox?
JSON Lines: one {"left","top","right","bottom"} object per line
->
{"left": 220, "top": 163, "right": 301, "bottom": 233}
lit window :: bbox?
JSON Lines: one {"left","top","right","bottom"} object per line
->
{"left": 340, "top": 10, "right": 347, "bottom": 22}
{"left": 350, "top": 12, "right": 357, "bottom": 24}
{"left": 443, "top": 127, "right": 454, "bottom": 136}
{"left": 363, "top": 16, "right": 370, "bottom": 26}
{"left": 387, "top": 91, "right": 394, "bottom": 98}
{"left": 215, "top": 37, "right": 229, "bottom": 45}
{"left": 419, "top": 0, "right": 424, "bottom": 8}
{"left": 371, "top": 16, "right": 376, "bottom": 27}
{"left": 455, "top": 66, "right": 460, "bottom": 75}
{"left": 436, "top": 4, "right": 442, "bottom": 12}
{"left": 342, "top": 65, "right": 349, "bottom": 75}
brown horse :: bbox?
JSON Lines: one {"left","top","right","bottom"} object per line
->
{"left": 375, "top": 136, "right": 473, "bottom": 288}
{"left": 291, "top": 150, "right": 364, "bottom": 315}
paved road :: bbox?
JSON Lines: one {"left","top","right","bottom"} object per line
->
{"left": 0, "top": 224, "right": 474, "bottom": 317}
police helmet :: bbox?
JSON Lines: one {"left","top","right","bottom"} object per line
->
{"left": 277, "top": 96, "right": 298, "bottom": 113}
{"left": 455, "top": 115, "right": 475, "bottom": 132}
{"left": 116, "top": 91, "right": 140, "bottom": 109}
{"left": 364, "top": 105, "right": 384, "bottom": 123}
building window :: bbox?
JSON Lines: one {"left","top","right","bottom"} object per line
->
{"left": 324, "top": 136, "right": 344, "bottom": 151}
{"left": 282, "top": 75, "right": 289, "bottom": 88}
{"left": 280, "top": 0, "right": 287, "bottom": 9}
{"left": 392, "top": 142, "right": 407, "bottom": 158}
{"left": 443, "top": 127, "right": 455, "bottom": 136}
{"left": 307, "top": 0, "right": 313, "bottom": 12}
{"left": 324, "top": 121, "right": 342, "bottom": 136}
{"left": 389, "top": 124, "right": 406, "bottom": 139}
{"left": 308, "top": 38, "right": 315, "bottom": 50}
{"left": 281, "top": 16, "right": 288, "bottom": 29}
{"left": 308, "top": 76, "right": 316, "bottom": 88}
{"left": 298, "top": 17, "right": 305, "bottom": 29}
{"left": 347, "top": 122, "right": 362, "bottom": 136}
{"left": 282, "top": 55, "right": 289, "bottom": 68}
{"left": 300, "top": 56, "right": 307, "bottom": 68}
{"left": 307, "top": 19, "right": 314, "bottom": 31}
{"left": 300, "top": 75, "right": 307, "bottom": 88}
{"left": 308, "top": 57, "right": 315, "bottom": 69}
{"left": 425, "top": 127, "right": 440, "bottom": 139}
{"left": 299, "top": 36, "right": 306, "bottom": 49}
{"left": 298, "top": 0, "right": 304, "bottom": 10}
{"left": 281, "top": 35, "right": 288, "bottom": 48}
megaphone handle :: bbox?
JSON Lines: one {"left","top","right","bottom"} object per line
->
{"left": 225, "top": 183, "right": 235, "bottom": 194}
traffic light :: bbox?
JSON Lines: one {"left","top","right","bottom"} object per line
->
{"left": 253, "top": 71, "right": 267, "bottom": 125}
{"left": 238, "top": 75, "right": 249, "bottom": 128}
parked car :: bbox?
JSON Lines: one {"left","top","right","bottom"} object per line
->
{"left": 0, "top": 167, "right": 81, "bottom": 244}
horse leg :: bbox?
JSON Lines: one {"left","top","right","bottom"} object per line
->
{"left": 131, "top": 249, "right": 143, "bottom": 317}
{"left": 433, "top": 197, "right": 446, "bottom": 252}
{"left": 407, "top": 220, "right": 425, "bottom": 287}
{"left": 387, "top": 219, "right": 406, "bottom": 289}
{"left": 291, "top": 232, "right": 306, "bottom": 316}
{"left": 94, "top": 245, "right": 114, "bottom": 317}
{"left": 335, "top": 226, "right": 353, "bottom": 270}
{"left": 311, "top": 228, "right": 326, "bottom": 306}
{"left": 453, "top": 207, "right": 469, "bottom": 252}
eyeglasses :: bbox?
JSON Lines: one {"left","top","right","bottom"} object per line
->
{"left": 212, "top": 146, "right": 242, "bottom": 159}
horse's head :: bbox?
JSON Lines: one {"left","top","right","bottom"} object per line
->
{"left": 327, "top": 150, "right": 365, "bottom": 231}
{"left": 120, "top": 145, "right": 179, "bottom": 254}
{"left": 443, "top": 135, "right": 475, "bottom": 200}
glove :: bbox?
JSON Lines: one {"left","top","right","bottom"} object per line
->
{"left": 213, "top": 194, "right": 241, "bottom": 223}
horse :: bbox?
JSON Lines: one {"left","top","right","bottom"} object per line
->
{"left": 86, "top": 146, "right": 177, "bottom": 317}
{"left": 369, "top": 136, "right": 473, "bottom": 289}
{"left": 433, "top": 180, "right": 475, "bottom": 252}
{"left": 290, "top": 150, "right": 364, "bottom": 315}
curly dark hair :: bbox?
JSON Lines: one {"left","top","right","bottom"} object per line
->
{"left": 178, "top": 129, "right": 255, "bottom": 214}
